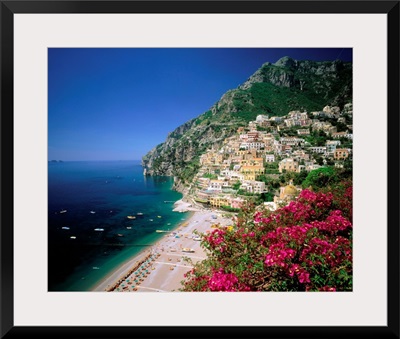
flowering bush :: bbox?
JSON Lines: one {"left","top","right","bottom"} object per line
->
{"left": 180, "top": 180, "right": 352, "bottom": 292}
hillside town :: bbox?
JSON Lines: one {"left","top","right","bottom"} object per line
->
{"left": 187, "top": 103, "right": 353, "bottom": 212}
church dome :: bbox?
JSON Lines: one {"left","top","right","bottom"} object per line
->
{"left": 283, "top": 184, "right": 297, "bottom": 196}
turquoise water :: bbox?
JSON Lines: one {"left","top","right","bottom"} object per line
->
{"left": 48, "top": 160, "right": 189, "bottom": 291}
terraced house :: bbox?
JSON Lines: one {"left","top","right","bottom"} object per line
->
{"left": 279, "top": 158, "right": 299, "bottom": 173}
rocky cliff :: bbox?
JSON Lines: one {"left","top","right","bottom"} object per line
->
{"left": 141, "top": 56, "right": 352, "bottom": 191}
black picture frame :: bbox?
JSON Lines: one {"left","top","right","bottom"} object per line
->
{"left": 1, "top": 1, "right": 399, "bottom": 338}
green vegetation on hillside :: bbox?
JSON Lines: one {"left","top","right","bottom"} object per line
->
{"left": 142, "top": 58, "right": 352, "bottom": 187}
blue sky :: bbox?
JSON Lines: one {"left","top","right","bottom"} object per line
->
{"left": 48, "top": 48, "right": 352, "bottom": 161}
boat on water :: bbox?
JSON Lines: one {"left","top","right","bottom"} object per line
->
{"left": 70, "top": 236, "right": 76, "bottom": 239}
{"left": 149, "top": 219, "right": 154, "bottom": 221}
{"left": 126, "top": 226, "right": 132, "bottom": 230}
{"left": 137, "top": 212, "right": 143, "bottom": 216}
{"left": 182, "top": 247, "right": 195, "bottom": 253}
{"left": 59, "top": 210, "right": 67, "bottom": 214}
{"left": 117, "top": 234, "right": 124, "bottom": 237}
{"left": 90, "top": 211, "right": 96, "bottom": 214}
{"left": 61, "top": 227, "right": 70, "bottom": 230}
{"left": 157, "top": 215, "right": 162, "bottom": 218}
{"left": 127, "top": 215, "right": 136, "bottom": 220}
{"left": 92, "top": 267, "right": 100, "bottom": 270}
{"left": 94, "top": 228, "right": 104, "bottom": 231}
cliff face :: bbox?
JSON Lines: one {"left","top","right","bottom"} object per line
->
{"left": 141, "top": 56, "right": 352, "bottom": 191}
{"left": 239, "top": 57, "right": 352, "bottom": 107}
{"left": 142, "top": 119, "right": 195, "bottom": 176}
{"left": 141, "top": 117, "right": 240, "bottom": 181}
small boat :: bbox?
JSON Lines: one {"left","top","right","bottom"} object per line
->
{"left": 149, "top": 219, "right": 154, "bottom": 222}
{"left": 60, "top": 210, "right": 67, "bottom": 214}
{"left": 137, "top": 212, "right": 143, "bottom": 216}
{"left": 61, "top": 227, "right": 70, "bottom": 230}
{"left": 182, "top": 247, "right": 195, "bottom": 253}
{"left": 117, "top": 233, "right": 124, "bottom": 237}
{"left": 70, "top": 236, "right": 76, "bottom": 239}
{"left": 157, "top": 215, "right": 162, "bottom": 218}
{"left": 94, "top": 228, "right": 104, "bottom": 231}
{"left": 126, "top": 226, "right": 132, "bottom": 230}
{"left": 92, "top": 267, "right": 100, "bottom": 270}
{"left": 90, "top": 211, "right": 96, "bottom": 214}
{"left": 127, "top": 216, "right": 136, "bottom": 220}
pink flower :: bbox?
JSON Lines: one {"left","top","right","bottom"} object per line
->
{"left": 207, "top": 269, "right": 250, "bottom": 291}
{"left": 288, "top": 264, "right": 300, "bottom": 277}
{"left": 298, "top": 271, "right": 310, "bottom": 283}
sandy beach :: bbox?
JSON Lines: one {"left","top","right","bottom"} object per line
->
{"left": 92, "top": 200, "right": 234, "bottom": 292}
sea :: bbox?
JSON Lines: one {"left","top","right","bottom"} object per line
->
{"left": 48, "top": 160, "right": 190, "bottom": 291}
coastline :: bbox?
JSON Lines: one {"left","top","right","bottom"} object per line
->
{"left": 92, "top": 199, "right": 233, "bottom": 292}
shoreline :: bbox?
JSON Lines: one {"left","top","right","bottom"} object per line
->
{"left": 92, "top": 199, "right": 233, "bottom": 292}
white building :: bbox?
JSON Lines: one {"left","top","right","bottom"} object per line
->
{"left": 240, "top": 180, "right": 266, "bottom": 194}
{"left": 309, "top": 146, "right": 327, "bottom": 154}
{"left": 265, "top": 154, "right": 275, "bottom": 162}
{"left": 256, "top": 114, "right": 269, "bottom": 123}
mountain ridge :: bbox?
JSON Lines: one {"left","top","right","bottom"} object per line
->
{"left": 141, "top": 56, "right": 352, "bottom": 192}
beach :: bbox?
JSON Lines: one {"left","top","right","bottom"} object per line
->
{"left": 92, "top": 200, "right": 234, "bottom": 292}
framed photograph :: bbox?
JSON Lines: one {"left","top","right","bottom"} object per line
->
{"left": 1, "top": 0, "right": 399, "bottom": 338}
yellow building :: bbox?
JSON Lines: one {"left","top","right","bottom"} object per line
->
{"left": 240, "top": 165, "right": 265, "bottom": 181}
{"left": 278, "top": 158, "right": 299, "bottom": 173}
{"left": 334, "top": 148, "right": 350, "bottom": 160}
{"left": 209, "top": 196, "right": 229, "bottom": 208}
